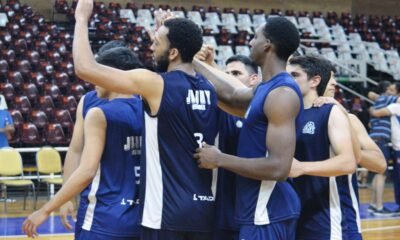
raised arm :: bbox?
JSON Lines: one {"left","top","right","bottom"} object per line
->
{"left": 291, "top": 106, "right": 356, "bottom": 177}
{"left": 349, "top": 114, "right": 386, "bottom": 174}
{"left": 193, "top": 57, "right": 255, "bottom": 117}
{"left": 22, "top": 108, "right": 106, "bottom": 238}
{"left": 195, "top": 87, "right": 300, "bottom": 181}
{"left": 73, "top": 0, "right": 162, "bottom": 114}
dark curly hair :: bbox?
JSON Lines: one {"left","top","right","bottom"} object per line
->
{"left": 263, "top": 17, "right": 300, "bottom": 61}
{"left": 96, "top": 47, "right": 144, "bottom": 71}
{"left": 164, "top": 18, "right": 203, "bottom": 63}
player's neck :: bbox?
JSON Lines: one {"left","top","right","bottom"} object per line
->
{"left": 168, "top": 62, "right": 196, "bottom": 76}
{"left": 303, "top": 91, "right": 319, "bottom": 109}
{"left": 260, "top": 57, "right": 287, "bottom": 82}
{"left": 108, "top": 92, "right": 132, "bottom": 100}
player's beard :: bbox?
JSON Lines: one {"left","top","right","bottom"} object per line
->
{"left": 155, "top": 50, "right": 170, "bottom": 73}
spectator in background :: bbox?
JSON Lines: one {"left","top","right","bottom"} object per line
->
{"left": 0, "top": 97, "right": 14, "bottom": 148}
{"left": 368, "top": 81, "right": 399, "bottom": 216}
{"left": 370, "top": 82, "right": 400, "bottom": 212}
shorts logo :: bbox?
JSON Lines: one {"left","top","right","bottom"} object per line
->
{"left": 302, "top": 121, "right": 315, "bottom": 135}
{"left": 193, "top": 194, "right": 215, "bottom": 201}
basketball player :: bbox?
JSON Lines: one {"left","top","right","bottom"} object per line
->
{"left": 214, "top": 55, "right": 259, "bottom": 240}
{"left": 286, "top": 55, "right": 357, "bottom": 239}
{"left": 309, "top": 65, "right": 387, "bottom": 239}
{"left": 59, "top": 40, "right": 123, "bottom": 231}
{"left": 22, "top": 47, "right": 144, "bottom": 239}
{"left": 74, "top": 1, "right": 218, "bottom": 239}
{"left": 194, "top": 17, "right": 303, "bottom": 239}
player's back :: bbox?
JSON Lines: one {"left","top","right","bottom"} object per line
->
{"left": 77, "top": 97, "right": 143, "bottom": 238}
{"left": 235, "top": 72, "right": 303, "bottom": 226}
{"left": 293, "top": 104, "right": 346, "bottom": 240}
{"left": 141, "top": 70, "right": 219, "bottom": 232}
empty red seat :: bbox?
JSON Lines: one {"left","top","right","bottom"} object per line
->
{"left": 70, "top": 84, "right": 86, "bottom": 101}
{"left": 59, "top": 61, "right": 74, "bottom": 77}
{"left": 23, "top": 83, "right": 38, "bottom": 104}
{"left": 21, "top": 123, "right": 45, "bottom": 146}
{"left": 62, "top": 95, "right": 77, "bottom": 119}
{"left": 0, "top": 83, "right": 15, "bottom": 102}
{"left": 55, "top": 0, "right": 69, "bottom": 14}
{"left": 8, "top": 71, "right": 24, "bottom": 91}
{"left": 29, "top": 110, "right": 48, "bottom": 129}
{"left": 2, "top": 49, "right": 15, "bottom": 66}
{"left": 39, "top": 61, "right": 55, "bottom": 78}
{"left": 16, "top": 60, "right": 32, "bottom": 79}
{"left": 48, "top": 51, "right": 62, "bottom": 66}
{"left": 46, "top": 123, "right": 68, "bottom": 145}
{"left": 24, "top": 23, "right": 39, "bottom": 36}
{"left": 14, "top": 38, "right": 28, "bottom": 56}
{"left": 0, "top": 59, "right": 9, "bottom": 79}
{"left": 44, "top": 84, "right": 62, "bottom": 103}
{"left": 14, "top": 95, "right": 31, "bottom": 115}
{"left": 55, "top": 72, "right": 70, "bottom": 89}
{"left": 38, "top": 95, "right": 55, "bottom": 119}
{"left": 34, "top": 40, "right": 48, "bottom": 57}
{"left": 9, "top": 109, "right": 24, "bottom": 127}
{"left": 31, "top": 72, "right": 46, "bottom": 91}
{"left": 27, "top": 51, "right": 40, "bottom": 70}
{"left": 54, "top": 109, "right": 73, "bottom": 129}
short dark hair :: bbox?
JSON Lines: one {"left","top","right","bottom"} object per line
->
{"left": 96, "top": 47, "right": 144, "bottom": 70}
{"left": 164, "top": 18, "right": 203, "bottom": 63}
{"left": 225, "top": 55, "right": 258, "bottom": 75}
{"left": 395, "top": 83, "right": 400, "bottom": 94}
{"left": 98, "top": 40, "right": 127, "bottom": 54}
{"left": 289, "top": 55, "right": 332, "bottom": 96}
{"left": 263, "top": 17, "right": 300, "bottom": 61}
{"left": 378, "top": 81, "right": 392, "bottom": 94}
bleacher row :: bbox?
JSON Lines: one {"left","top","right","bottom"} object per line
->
{"left": 0, "top": 0, "right": 397, "bottom": 147}
{"left": 51, "top": 0, "right": 400, "bottom": 78}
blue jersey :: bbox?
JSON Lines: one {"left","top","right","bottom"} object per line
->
{"left": 82, "top": 90, "right": 108, "bottom": 119}
{"left": 140, "top": 70, "right": 219, "bottom": 232}
{"left": 235, "top": 72, "right": 303, "bottom": 226}
{"left": 293, "top": 104, "right": 347, "bottom": 240}
{"left": 337, "top": 174, "right": 362, "bottom": 239}
{"left": 77, "top": 97, "right": 143, "bottom": 237}
{"left": 215, "top": 110, "right": 243, "bottom": 231}
{"left": 369, "top": 95, "right": 398, "bottom": 141}
{"left": 0, "top": 110, "right": 13, "bottom": 148}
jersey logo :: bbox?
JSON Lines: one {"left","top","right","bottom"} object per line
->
{"left": 302, "top": 121, "right": 315, "bottom": 135}
{"left": 193, "top": 194, "right": 215, "bottom": 201}
{"left": 124, "top": 136, "right": 142, "bottom": 155}
{"left": 186, "top": 90, "right": 211, "bottom": 110}
{"left": 236, "top": 120, "right": 243, "bottom": 128}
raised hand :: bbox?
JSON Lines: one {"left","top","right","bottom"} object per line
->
{"left": 75, "top": 0, "right": 94, "bottom": 23}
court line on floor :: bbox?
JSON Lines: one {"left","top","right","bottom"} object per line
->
{"left": 363, "top": 225, "right": 400, "bottom": 232}
{"left": 6, "top": 233, "right": 73, "bottom": 238}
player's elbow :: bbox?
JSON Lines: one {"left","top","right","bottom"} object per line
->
{"left": 343, "top": 155, "right": 357, "bottom": 174}
{"left": 377, "top": 161, "right": 387, "bottom": 174}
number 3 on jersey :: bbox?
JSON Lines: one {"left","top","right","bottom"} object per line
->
{"left": 194, "top": 133, "right": 203, "bottom": 148}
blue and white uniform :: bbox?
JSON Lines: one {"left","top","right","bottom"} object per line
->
{"left": 236, "top": 73, "right": 303, "bottom": 240}
{"left": 140, "top": 70, "right": 219, "bottom": 239}
{"left": 76, "top": 97, "right": 143, "bottom": 239}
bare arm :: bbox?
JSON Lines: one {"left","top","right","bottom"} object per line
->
{"left": 368, "top": 91, "right": 379, "bottom": 101}
{"left": 193, "top": 58, "right": 254, "bottom": 117}
{"left": 63, "top": 97, "right": 85, "bottom": 184}
{"left": 370, "top": 107, "right": 391, "bottom": 117}
{"left": 295, "top": 106, "right": 356, "bottom": 177}
{"left": 349, "top": 114, "right": 386, "bottom": 174}
{"left": 73, "top": 0, "right": 162, "bottom": 114}
{"left": 23, "top": 108, "right": 106, "bottom": 237}
{"left": 206, "top": 87, "right": 300, "bottom": 181}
